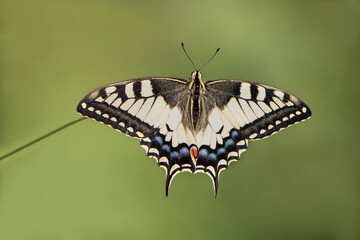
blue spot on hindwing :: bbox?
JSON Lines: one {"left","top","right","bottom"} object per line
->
{"left": 196, "top": 148, "right": 209, "bottom": 167}
{"left": 161, "top": 144, "right": 170, "bottom": 153}
{"left": 225, "top": 139, "right": 235, "bottom": 148}
{"left": 199, "top": 148, "right": 208, "bottom": 157}
{"left": 231, "top": 130, "right": 239, "bottom": 139}
{"left": 180, "top": 147, "right": 189, "bottom": 156}
{"left": 154, "top": 135, "right": 163, "bottom": 145}
{"left": 170, "top": 151, "right": 179, "bottom": 159}
{"left": 208, "top": 153, "right": 216, "bottom": 162}
{"left": 217, "top": 148, "right": 226, "bottom": 155}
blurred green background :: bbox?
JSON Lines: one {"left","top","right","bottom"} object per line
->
{"left": 1, "top": 0, "right": 359, "bottom": 239}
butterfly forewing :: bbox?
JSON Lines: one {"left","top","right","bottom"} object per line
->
{"left": 77, "top": 77, "right": 188, "bottom": 138}
{"left": 206, "top": 79, "right": 312, "bottom": 140}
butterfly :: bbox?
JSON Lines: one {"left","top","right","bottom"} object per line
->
{"left": 77, "top": 46, "right": 311, "bottom": 196}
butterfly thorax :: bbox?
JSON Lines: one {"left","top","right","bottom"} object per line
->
{"left": 188, "top": 71, "right": 207, "bottom": 131}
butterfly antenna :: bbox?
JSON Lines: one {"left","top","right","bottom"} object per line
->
{"left": 199, "top": 47, "right": 220, "bottom": 71}
{"left": 181, "top": 43, "right": 197, "bottom": 70}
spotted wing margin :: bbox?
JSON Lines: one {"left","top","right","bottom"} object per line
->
{"left": 205, "top": 79, "right": 312, "bottom": 140}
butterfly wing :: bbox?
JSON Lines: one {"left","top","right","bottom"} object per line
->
{"left": 77, "top": 77, "right": 193, "bottom": 193}
{"left": 206, "top": 79, "right": 312, "bottom": 139}
{"left": 77, "top": 77, "right": 188, "bottom": 138}
{"left": 186, "top": 79, "right": 312, "bottom": 195}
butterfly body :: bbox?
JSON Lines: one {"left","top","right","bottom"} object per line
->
{"left": 77, "top": 71, "right": 311, "bottom": 196}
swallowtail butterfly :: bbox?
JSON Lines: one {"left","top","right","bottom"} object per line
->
{"left": 77, "top": 50, "right": 311, "bottom": 196}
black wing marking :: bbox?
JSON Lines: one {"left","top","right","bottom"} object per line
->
{"left": 206, "top": 79, "right": 312, "bottom": 140}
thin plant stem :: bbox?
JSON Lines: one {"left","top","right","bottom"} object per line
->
{"left": 0, "top": 117, "right": 87, "bottom": 161}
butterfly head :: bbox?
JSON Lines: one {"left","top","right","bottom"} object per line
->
{"left": 191, "top": 70, "right": 203, "bottom": 82}
{"left": 189, "top": 71, "right": 205, "bottom": 95}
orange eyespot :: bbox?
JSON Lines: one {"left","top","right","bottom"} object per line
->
{"left": 190, "top": 145, "right": 198, "bottom": 159}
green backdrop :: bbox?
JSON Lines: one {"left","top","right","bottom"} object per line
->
{"left": 1, "top": 0, "right": 359, "bottom": 239}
